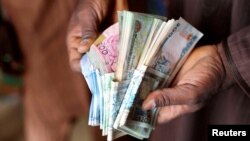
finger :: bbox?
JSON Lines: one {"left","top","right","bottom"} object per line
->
{"left": 142, "top": 84, "right": 203, "bottom": 111}
{"left": 68, "top": 48, "right": 82, "bottom": 72}
{"left": 78, "top": 39, "right": 94, "bottom": 53}
{"left": 78, "top": 9, "right": 99, "bottom": 51}
{"left": 116, "top": 0, "right": 128, "bottom": 11}
{"left": 66, "top": 3, "right": 100, "bottom": 71}
{"left": 157, "top": 104, "right": 201, "bottom": 124}
{"left": 113, "top": 0, "right": 129, "bottom": 22}
{"left": 67, "top": 23, "right": 83, "bottom": 72}
{"left": 67, "top": 31, "right": 95, "bottom": 72}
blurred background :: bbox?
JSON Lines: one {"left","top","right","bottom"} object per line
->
{"left": 0, "top": 0, "right": 95, "bottom": 140}
{"left": 0, "top": 0, "right": 166, "bottom": 141}
{"left": 0, "top": 1, "right": 24, "bottom": 140}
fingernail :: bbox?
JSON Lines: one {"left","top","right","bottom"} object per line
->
{"left": 78, "top": 39, "right": 91, "bottom": 53}
{"left": 142, "top": 100, "right": 156, "bottom": 111}
{"left": 77, "top": 46, "right": 88, "bottom": 53}
{"left": 80, "top": 39, "right": 91, "bottom": 47}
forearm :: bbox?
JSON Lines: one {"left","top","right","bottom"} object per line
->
{"left": 218, "top": 25, "right": 250, "bottom": 95}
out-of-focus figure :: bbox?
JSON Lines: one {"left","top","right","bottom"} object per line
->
{"left": 0, "top": 0, "right": 97, "bottom": 141}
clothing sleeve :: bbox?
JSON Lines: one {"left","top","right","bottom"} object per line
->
{"left": 218, "top": 25, "right": 250, "bottom": 96}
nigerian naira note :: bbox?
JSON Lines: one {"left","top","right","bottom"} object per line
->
{"left": 87, "top": 23, "right": 119, "bottom": 74}
{"left": 80, "top": 54, "right": 100, "bottom": 126}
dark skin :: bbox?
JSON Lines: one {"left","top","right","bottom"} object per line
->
{"left": 66, "top": 0, "right": 233, "bottom": 125}
{"left": 66, "top": 0, "right": 128, "bottom": 71}
{"left": 142, "top": 45, "right": 230, "bottom": 123}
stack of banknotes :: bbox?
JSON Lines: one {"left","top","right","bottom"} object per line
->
{"left": 80, "top": 11, "right": 203, "bottom": 140}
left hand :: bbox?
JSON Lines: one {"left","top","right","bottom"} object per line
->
{"left": 66, "top": 0, "right": 128, "bottom": 72}
{"left": 142, "top": 45, "right": 231, "bottom": 124}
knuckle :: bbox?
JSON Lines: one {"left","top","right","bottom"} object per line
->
{"left": 155, "top": 89, "right": 171, "bottom": 107}
{"left": 180, "top": 84, "right": 202, "bottom": 104}
{"left": 188, "top": 93, "right": 199, "bottom": 104}
{"left": 187, "top": 90, "right": 204, "bottom": 105}
{"left": 81, "top": 31, "right": 96, "bottom": 41}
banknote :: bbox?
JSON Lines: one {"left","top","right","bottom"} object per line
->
{"left": 137, "top": 19, "right": 163, "bottom": 68}
{"left": 115, "top": 11, "right": 134, "bottom": 81}
{"left": 80, "top": 54, "right": 100, "bottom": 126}
{"left": 161, "top": 18, "right": 204, "bottom": 86}
{"left": 95, "top": 70, "right": 104, "bottom": 129}
{"left": 107, "top": 81, "right": 118, "bottom": 140}
{"left": 117, "top": 68, "right": 165, "bottom": 138}
{"left": 108, "top": 80, "right": 130, "bottom": 140}
{"left": 114, "top": 65, "right": 147, "bottom": 129}
{"left": 87, "top": 23, "right": 119, "bottom": 74}
{"left": 115, "top": 11, "right": 166, "bottom": 81}
{"left": 103, "top": 73, "right": 115, "bottom": 135}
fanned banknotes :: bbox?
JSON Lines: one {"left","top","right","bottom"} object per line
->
{"left": 80, "top": 11, "right": 203, "bottom": 140}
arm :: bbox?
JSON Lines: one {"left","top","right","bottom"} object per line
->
{"left": 218, "top": 25, "right": 250, "bottom": 95}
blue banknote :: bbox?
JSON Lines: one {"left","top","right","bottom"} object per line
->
{"left": 80, "top": 54, "right": 100, "bottom": 126}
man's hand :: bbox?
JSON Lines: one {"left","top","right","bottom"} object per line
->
{"left": 66, "top": 0, "right": 128, "bottom": 72}
{"left": 142, "top": 45, "right": 231, "bottom": 124}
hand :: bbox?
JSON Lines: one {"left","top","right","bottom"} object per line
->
{"left": 142, "top": 45, "right": 232, "bottom": 124}
{"left": 66, "top": 0, "right": 128, "bottom": 71}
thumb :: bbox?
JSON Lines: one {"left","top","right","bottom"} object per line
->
{"left": 78, "top": 33, "right": 97, "bottom": 53}
{"left": 78, "top": 0, "right": 129, "bottom": 52}
{"left": 142, "top": 84, "right": 203, "bottom": 111}
{"left": 67, "top": 1, "right": 101, "bottom": 72}
{"left": 66, "top": 11, "right": 98, "bottom": 72}
{"left": 77, "top": 10, "right": 99, "bottom": 53}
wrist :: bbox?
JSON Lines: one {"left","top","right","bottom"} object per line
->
{"left": 216, "top": 42, "right": 234, "bottom": 91}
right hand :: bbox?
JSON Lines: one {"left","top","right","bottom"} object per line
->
{"left": 142, "top": 45, "right": 233, "bottom": 124}
{"left": 66, "top": 0, "right": 128, "bottom": 72}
